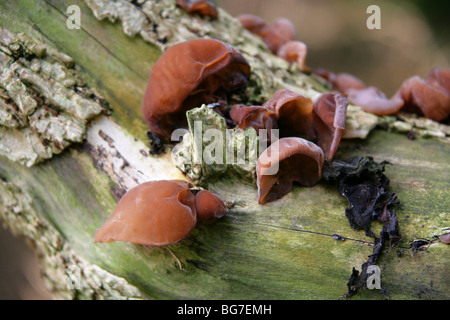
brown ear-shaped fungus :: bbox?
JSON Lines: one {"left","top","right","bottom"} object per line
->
{"left": 237, "top": 15, "right": 295, "bottom": 54}
{"left": 94, "top": 180, "right": 197, "bottom": 246}
{"left": 439, "top": 232, "right": 450, "bottom": 244}
{"left": 263, "top": 89, "right": 315, "bottom": 138}
{"left": 397, "top": 68, "right": 450, "bottom": 122}
{"left": 229, "top": 104, "right": 278, "bottom": 144}
{"left": 142, "top": 39, "right": 250, "bottom": 138}
{"left": 345, "top": 68, "right": 450, "bottom": 122}
{"left": 346, "top": 86, "right": 404, "bottom": 116}
{"left": 276, "top": 41, "right": 309, "bottom": 72}
{"left": 258, "top": 18, "right": 296, "bottom": 54}
{"left": 312, "top": 93, "right": 349, "bottom": 160}
{"left": 256, "top": 137, "right": 324, "bottom": 204}
{"left": 237, "top": 14, "right": 267, "bottom": 34}
{"left": 230, "top": 104, "right": 277, "bottom": 132}
{"left": 195, "top": 190, "right": 228, "bottom": 221}
{"left": 426, "top": 68, "right": 450, "bottom": 92}
{"left": 230, "top": 90, "right": 315, "bottom": 142}
{"left": 176, "top": 0, "right": 218, "bottom": 19}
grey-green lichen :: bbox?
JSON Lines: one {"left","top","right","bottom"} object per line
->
{"left": 0, "top": 179, "right": 141, "bottom": 300}
{"left": 0, "top": 27, "right": 108, "bottom": 167}
{"left": 171, "top": 105, "right": 259, "bottom": 186}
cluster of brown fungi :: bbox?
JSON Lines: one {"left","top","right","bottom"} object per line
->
{"left": 95, "top": 4, "right": 449, "bottom": 247}
{"left": 239, "top": 13, "right": 450, "bottom": 122}
{"left": 237, "top": 14, "right": 310, "bottom": 72}
{"left": 140, "top": 35, "right": 351, "bottom": 205}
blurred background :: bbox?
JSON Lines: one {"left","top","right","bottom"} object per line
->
{"left": 1, "top": 0, "right": 449, "bottom": 300}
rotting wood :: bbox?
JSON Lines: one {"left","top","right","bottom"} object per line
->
{"left": 0, "top": 0, "right": 448, "bottom": 300}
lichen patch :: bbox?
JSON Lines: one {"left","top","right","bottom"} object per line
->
{"left": 0, "top": 28, "right": 109, "bottom": 167}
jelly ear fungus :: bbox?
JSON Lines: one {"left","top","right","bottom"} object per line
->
{"left": 256, "top": 137, "right": 324, "bottom": 204}
{"left": 176, "top": 0, "right": 218, "bottom": 19}
{"left": 94, "top": 180, "right": 197, "bottom": 246}
{"left": 142, "top": 39, "right": 250, "bottom": 139}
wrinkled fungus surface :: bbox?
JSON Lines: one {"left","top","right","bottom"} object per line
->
{"left": 312, "top": 92, "right": 349, "bottom": 160}
{"left": 94, "top": 180, "right": 197, "bottom": 246}
{"left": 257, "top": 137, "right": 324, "bottom": 204}
{"left": 142, "top": 39, "right": 250, "bottom": 138}
{"left": 230, "top": 104, "right": 277, "bottom": 143}
{"left": 263, "top": 89, "right": 315, "bottom": 138}
{"left": 230, "top": 89, "right": 318, "bottom": 144}
{"left": 230, "top": 104, "right": 276, "bottom": 131}
{"left": 231, "top": 89, "right": 348, "bottom": 161}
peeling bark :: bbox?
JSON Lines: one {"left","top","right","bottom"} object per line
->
{"left": 0, "top": 27, "right": 108, "bottom": 166}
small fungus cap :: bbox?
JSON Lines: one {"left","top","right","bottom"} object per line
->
{"left": 276, "top": 40, "right": 309, "bottom": 72}
{"left": 426, "top": 68, "right": 450, "bottom": 92}
{"left": 311, "top": 69, "right": 366, "bottom": 93}
{"left": 94, "top": 180, "right": 197, "bottom": 246}
{"left": 259, "top": 18, "right": 296, "bottom": 54}
{"left": 262, "top": 89, "right": 315, "bottom": 138}
{"left": 176, "top": 0, "right": 218, "bottom": 19}
{"left": 256, "top": 137, "right": 324, "bottom": 204}
{"left": 230, "top": 90, "right": 316, "bottom": 145}
{"left": 230, "top": 104, "right": 277, "bottom": 132}
{"left": 195, "top": 190, "right": 228, "bottom": 221}
{"left": 346, "top": 86, "right": 404, "bottom": 116}
{"left": 312, "top": 92, "right": 349, "bottom": 160}
{"left": 142, "top": 39, "right": 250, "bottom": 138}
{"left": 237, "top": 14, "right": 267, "bottom": 34}
{"left": 397, "top": 68, "right": 450, "bottom": 122}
